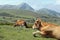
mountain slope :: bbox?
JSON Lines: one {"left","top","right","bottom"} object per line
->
{"left": 0, "top": 3, "right": 34, "bottom": 11}
{"left": 37, "top": 8, "right": 60, "bottom": 17}
{"left": 0, "top": 5, "right": 17, "bottom": 9}
{"left": 0, "top": 9, "right": 60, "bottom": 24}
{"left": 45, "top": 4, "right": 60, "bottom": 12}
{"left": 18, "top": 3, "right": 34, "bottom": 11}
{"left": 0, "top": 9, "right": 38, "bottom": 18}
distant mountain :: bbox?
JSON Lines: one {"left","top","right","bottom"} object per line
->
{"left": 18, "top": 3, "right": 34, "bottom": 11}
{"left": 37, "top": 8, "right": 60, "bottom": 17}
{"left": 0, "top": 3, "right": 34, "bottom": 11}
{"left": 0, "top": 4, "right": 17, "bottom": 9}
{"left": 45, "top": 4, "right": 60, "bottom": 13}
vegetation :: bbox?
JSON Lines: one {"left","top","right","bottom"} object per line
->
{"left": 0, "top": 25, "right": 56, "bottom": 40}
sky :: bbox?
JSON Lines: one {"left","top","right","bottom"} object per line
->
{"left": 0, "top": 0, "right": 60, "bottom": 10}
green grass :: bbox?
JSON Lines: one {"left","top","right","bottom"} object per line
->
{"left": 0, "top": 25, "right": 57, "bottom": 40}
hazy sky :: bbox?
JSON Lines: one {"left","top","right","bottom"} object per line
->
{"left": 0, "top": 0, "right": 60, "bottom": 10}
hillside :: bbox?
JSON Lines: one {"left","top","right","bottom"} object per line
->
{"left": 36, "top": 8, "right": 60, "bottom": 25}
{"left": 0, "top": 3, "right": 34, "bottom": 11}
{"left": 0, "top": 7, "right": 60, "bottom": 25}
{"left": 0, "top": 9, "right": 38, "bottom": 18}
{"left": 0, "top": 9, "right": 40, "bottom": 24}
{"left": 37, "top": 8, "right": 60, "bottom": 17}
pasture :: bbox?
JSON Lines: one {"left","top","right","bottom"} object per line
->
{"left": 0, "top": 25, "right": 56, "bottom": 40}
{"left": 0, "top": 7, "right": 60, "bottom": 40}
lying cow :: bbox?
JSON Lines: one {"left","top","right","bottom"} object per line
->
{"left": 14, "top": 19, "right": 28, "bottom": 28}
{"left": 32, "top": 18, "right": 60, "bottom": 40}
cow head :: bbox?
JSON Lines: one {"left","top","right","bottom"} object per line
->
{"left": 32, "top": 18, "right": 42, "bottom": 30}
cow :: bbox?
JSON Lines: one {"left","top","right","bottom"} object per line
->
{"left": 32, "top": 18, "right": 57, "bottom": 31}
{"left": 14, "top": 19, "right": 28, "bottom": 28}
{"left": 32, "top": 18, "right": 60, "bottom": 40}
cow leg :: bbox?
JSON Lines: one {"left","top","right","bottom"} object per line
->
{"left": 33, "top": 30, "right": 47, "bottom": 37}
{"left": 40, "top": 31, "right": 46, "bottom": 35}
{"left": 33, "top": 30, "right": 40, "bottom": 37}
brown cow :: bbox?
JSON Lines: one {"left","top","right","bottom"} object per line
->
{"left": 32, "top": 18, "right": 60, "bottom": 40}
{"left": 14, "top": 19, "right": 28, "bottom": 28}
{"left": 32, "top": 18, "right": 57, "bottom": 30}
{"left": 41, "top": 26, "right": 60, "bottom": 40}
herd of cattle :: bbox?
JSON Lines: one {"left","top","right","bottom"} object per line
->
{"left": 14, "top": 18, "right": 60, "bottom": 40}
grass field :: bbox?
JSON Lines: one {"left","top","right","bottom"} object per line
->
{"left": 0, "top": 7, "right": 60, "bottom": 40}
{"left": 0, "top": 25, "right": 57, "bottom": 40}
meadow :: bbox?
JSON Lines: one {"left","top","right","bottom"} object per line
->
{"left": 0, "top": 25, "right": 57, "bottom": 40}
{"left": 0, "top": 9, "right": 60, "bottom": 40}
